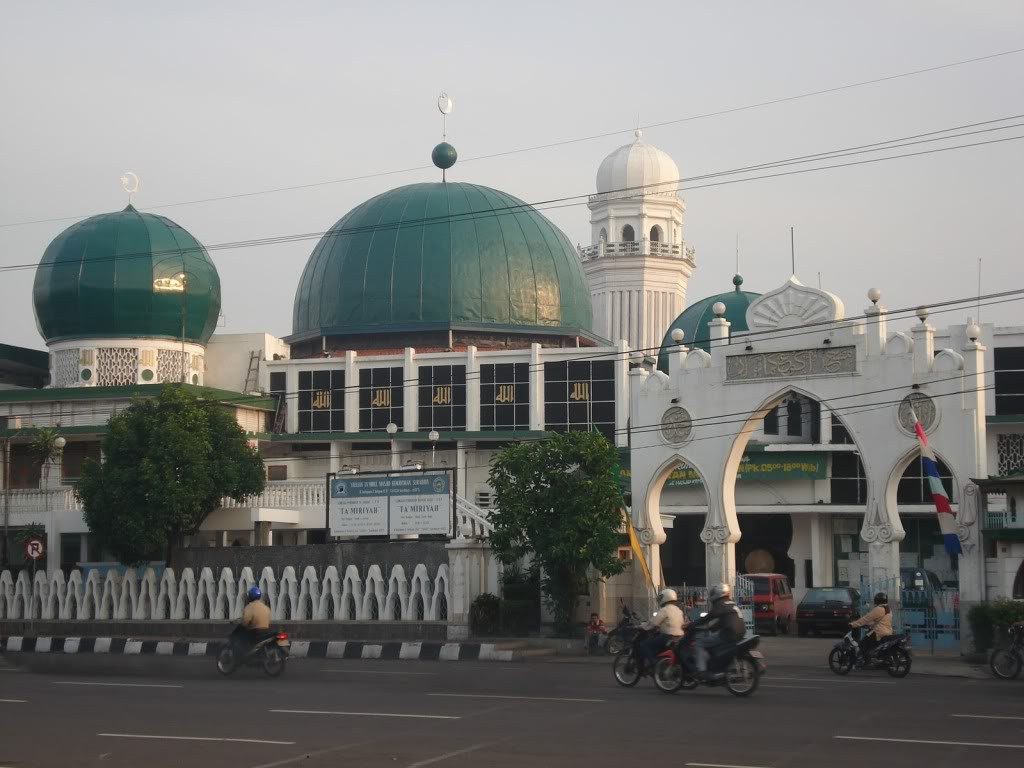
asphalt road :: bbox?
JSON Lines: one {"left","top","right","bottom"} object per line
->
{"left": 1, "top": 652, "right": 1021, "bottom": 768}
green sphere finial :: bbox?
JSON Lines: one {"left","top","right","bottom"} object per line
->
{"left": 432, "top": 142, "right": 457, "bottom": 171}
{"left": 732, "top": 273, "right": 744, "bottom": 290}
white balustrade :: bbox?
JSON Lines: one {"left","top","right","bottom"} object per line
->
{"left": 0, "top": 563, "right": 452, "bottom": 623}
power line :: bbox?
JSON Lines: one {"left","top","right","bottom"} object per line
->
{"left": 4, "top": 116, "right": 1023, "bottom": 278}
{"left": 4, "top": 46, "right": 1022, "bottom": 229}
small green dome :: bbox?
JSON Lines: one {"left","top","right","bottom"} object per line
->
{"left": 33, "top": 206, "right": 221, "bottom": 344}
{"left": 292, "top": 182, "right": 593, "bottom": 339}
{"left": 432, "top": 142, "right": 458, "bottom": 170}
{"left": 658, "top": 275, "right": 760, "bottom": 371}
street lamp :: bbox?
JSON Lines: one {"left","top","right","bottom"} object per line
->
{"left": 428, "top": 430, "right": 439, "bottom": 468}
{"left": 386, "top": 422, "right": 398, "bottom": 471}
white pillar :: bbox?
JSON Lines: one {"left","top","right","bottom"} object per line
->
{"left": 465, "top": 346, "right": 480, "bottom": 432}
{"left": 529, "top": 343, "right": 543, "bottom": 431}
{"left": 614, "top": 339, "right": 630, "bottom": 448}
{"left": 344, "top": 350, "right": 358, "bottom": 433}
{"left": 403, "top": 347, "right": 417, "bottom": 433}
{"left": 285, "top": 364, "right": 299, "bottom": 433}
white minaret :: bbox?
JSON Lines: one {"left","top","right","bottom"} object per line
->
{"left": 581, "top": 130, "right": 694, "bottom": 353}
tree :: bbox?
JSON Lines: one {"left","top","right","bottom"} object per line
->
{"left": 488, "top": 431, "right": 626, "bottom": 634}
{"left": 77, "top": 386, "right": 265, "bottom": 567}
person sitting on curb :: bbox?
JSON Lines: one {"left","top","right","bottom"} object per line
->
{"left": 585, "top": 612, "right": 608, "bottom": 654}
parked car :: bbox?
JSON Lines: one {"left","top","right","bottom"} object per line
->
{"left": 796, "top": 587, "right": 860, "bottom": 636}
{"left": 746, "top": 573, "right": 795, "bottom": 635}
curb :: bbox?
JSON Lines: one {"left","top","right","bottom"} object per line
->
{"left": 0, "top": 636, "right": 522, "bottom": 663}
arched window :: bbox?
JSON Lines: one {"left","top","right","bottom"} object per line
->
{"left": 622, "top": 225, "right": 635, "bottom": 242}
{"left": 650, "top": 225, "right": 662, "bottom": 242}
{"left": 599, "top": 228, "right": 607, "bottom": 243}
{"left": 786, "top": 398, "right": 803, "bottom": 437}
{"left": 897, "top": 456, "right": 956, "bottom": 504}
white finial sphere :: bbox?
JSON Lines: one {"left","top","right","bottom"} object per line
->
{"left": 671, "top": 328, "right": 684, "bottom": 343}
{"left": 915, "top": 306, "right": 929, "bottom": 322}
{"left": 713, "top": 301, "right": 727, "bottom": 317}
{"left": 634, "top": 128, "right": 643, "bottom": 140}
{"left": 867, "top": 288, "right": 881, "bottom": 304}
{"left": 966, "top": 323, "right": 981, "bottom": 342}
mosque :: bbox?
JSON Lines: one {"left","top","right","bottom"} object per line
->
{"left": 2, "top": 122, "right": 1023, "bottom": 620}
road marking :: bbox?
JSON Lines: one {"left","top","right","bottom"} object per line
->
{"left": 953, "top": 714, "right": 1024, "bottom": 721}
{"left": 98, "top": 734, "right": 294, "bottom": 745}
{"left": 56, "top": 681, "right": 182, "bottom": 689}
{"left": 686, "top": 763, "right": 773, "bottom": 768}
{"left": 770, "top": 684, "right": 892, "bottom": 688}
{"left": 835, "top": 736, "right": 1024, "bottom": 750}
{"left": 326, "top": 669, "right": 439, "bottom": 676}
{"left": 427, "top": 693, "right": 604, "bottom": 703}
{"left": 0, "top": 699, "right": 26, "bottom": 703}
{"left": 272, "top": 709, "right": 460, "bottom": 720}
{"left": 762, "top": 684, "right": 823, "bottom": 690}
{"left": 407, "top": 743, "right": 488, "bottom": 767}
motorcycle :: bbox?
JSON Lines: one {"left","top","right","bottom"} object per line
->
{"left": 990, "top": 623, "right": 1024, "bottom": 680}
{"left": 653, "top": 626, "right": 765, "bottom": 698}
{"left": 612, "top": 626, "right": 661, "bottom": 687}
{"left": 828, "top": 630, "right": 911, "bottom": 678}
{"left": 217, "top": 628, "right": 291, "bottom": 677}
{"left": 606, "top": 605, "right": 644, "bottom": 656}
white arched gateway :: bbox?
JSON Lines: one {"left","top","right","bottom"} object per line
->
{"left": 628, "top": 278, "right": 987, "bottom": 635}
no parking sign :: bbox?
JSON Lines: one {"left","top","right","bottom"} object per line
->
{"left": 24, "top": 537, "right": 45, "bottom": 561}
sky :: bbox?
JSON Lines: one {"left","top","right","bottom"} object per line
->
{"left": 1, "top": 1, "right": 1023, "bottom": 350}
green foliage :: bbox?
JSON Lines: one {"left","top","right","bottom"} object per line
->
{"left": 500, "top": 599, "right": 536, "bottom": 636}
{"left": 469, "top": 593, "right": 501, "bottom": 636}
{"left": 967, "top": 599, "right": 1024, "bottom": 651}
{"left": 29, "top": 427, "right": 63, "bottom": 465}
{"left": 14, "top": 523, "right": 45, "bottom": 545}
{"left": 77, "top": 386, "right": 266, "bottom": 567}
{"left": 488, "top": 431, "right": 626, "bottom": 635}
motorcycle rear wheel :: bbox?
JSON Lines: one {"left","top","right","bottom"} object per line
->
{"left": 262, "top": 647, "right": 286, "bottom": 677}
{"left": 828, "top": 647, "right": 853, "bottom": 676}
{"left": 216, "top": 647, "right": 237, "bottom": 676}
{"left": 653, "top": 657, "right": 683, "bottom": 693}
{"left": 886, "top": 648, "right": 912, "bottom": 678}
{"left": 990, "top": 648, "right": 1022, "bottom": 680}
{"left": 725, "top": 656, "right": 760, "bottom": 697}
{"left": 613, "top": 653, "right": 642, "bottom": 687}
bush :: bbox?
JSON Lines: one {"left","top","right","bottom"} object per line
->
{"left": 500, "top": 599, "right": 537, "bottom": 636}
{"left": 469, "top": 593, "right": 501, "bottom": 636}
{"left": 967, "top": 599, "right": 1024, "bottom": 652}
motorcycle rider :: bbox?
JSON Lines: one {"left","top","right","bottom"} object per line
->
{"left": 231, "top": 585, "right": 272, "bottom": 656}
{"left": 849, "top": 592, "right": 892, "bottom": 664}
{"left": 636, "top": 588, "right": 687, "bottom": 670}
{"left": 691, "top": 583, "right": 746, "bottom": 681}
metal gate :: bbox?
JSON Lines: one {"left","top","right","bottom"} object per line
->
{"left": 858, "top": 576, "right": 960, "bottom": 652}
{"left": 671, "top": 576, "right": 755, "bottom": 638}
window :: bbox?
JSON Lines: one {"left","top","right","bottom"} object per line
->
{"left": 598, "top": 228, "right": 607, "bottom": 242}
{"left": 267, "top": 465, "right": 287, "bottom": 481}
{"left": 544, "top": 360, "right": 616, "bottom": 440}
{"left": 897, "top": 456, "right": 954, "bottom": 504}
{"left": 61, "top": 441, "right": 101, "bottom": 482}
{"left": 418, "top": 365, "right": 466, "bottom": 431}
{"left": 8, "top": 444, "right": 40, "bottom": 489}
{"left": 359, "top": 367, "right": 404, "bottom": 431}
{"left": 621, "top": 225, "right": 635, "bottom": 242}
{"left": 995, "top": 347, "right": 1024, "bottom": 415}
{"left": 763, "top": 406, "right": 779, "bottom": 435}
{"left": 297, "top": 369, "right": 345, "bottom": 433}
{"left": 1012, "top": 496, "right": 1018, "bottom": 524}
{"left": 831, "top": 453, "right": 867, "bottom": 504}
{"left": 831, "top": 414, "right": 854, "bottom": 445}
{"left": 650, "top": 225, "right": 662, "bottom": 242}
{"left": 481, "top": 363, "right": 530, "bottom": 431}
{"left": 786, "top": 399, "right": 803, "bottom": 437}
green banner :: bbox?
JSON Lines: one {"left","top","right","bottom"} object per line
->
{"left": 617, "top": 449, "right": 827, "bottom": 491}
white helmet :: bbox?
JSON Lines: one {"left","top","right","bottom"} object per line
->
{"left": 658, "top": 588, "right": 678, "bottom": 607}
{"left": 709, "top": 583, "right": 731, "bottom": 602}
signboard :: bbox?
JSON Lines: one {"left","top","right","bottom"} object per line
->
{"left": 24, "top": 537, "right": 45, "bottom": 561}
{"left": 617, "top": 449, "right": 827, "bottom": 492}
{"left": 328, "top": 471, "right": 453, "bottom": 538}
{"left": 725, "top": 346, "right": 856, "bottom": 381}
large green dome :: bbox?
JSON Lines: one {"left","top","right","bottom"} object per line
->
{"left": 658, "top": 275, "right": 760, "bottom": 371}
{"left": 33, "top": 206, "right": 221, "bottom": 344}
{"left": 291, "top": 182, "right": 593, "bottom": 339}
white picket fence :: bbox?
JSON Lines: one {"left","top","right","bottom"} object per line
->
{"left": 0, "top": 564, "right": 451, "bottom": 623}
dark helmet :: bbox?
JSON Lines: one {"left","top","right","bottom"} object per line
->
{"left": 873, "top": 592, "right": 888, "bottom": 606}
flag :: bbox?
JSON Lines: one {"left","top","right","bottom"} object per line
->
{"left": 624, "top": 511, "right": 656, "bottom": 590}
{"left": 911, "top": 410, "right": 961, "bottom": 555}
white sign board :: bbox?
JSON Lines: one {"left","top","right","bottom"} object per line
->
{"left": 328, "top": 472, "right": 452, "bottom": 538}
